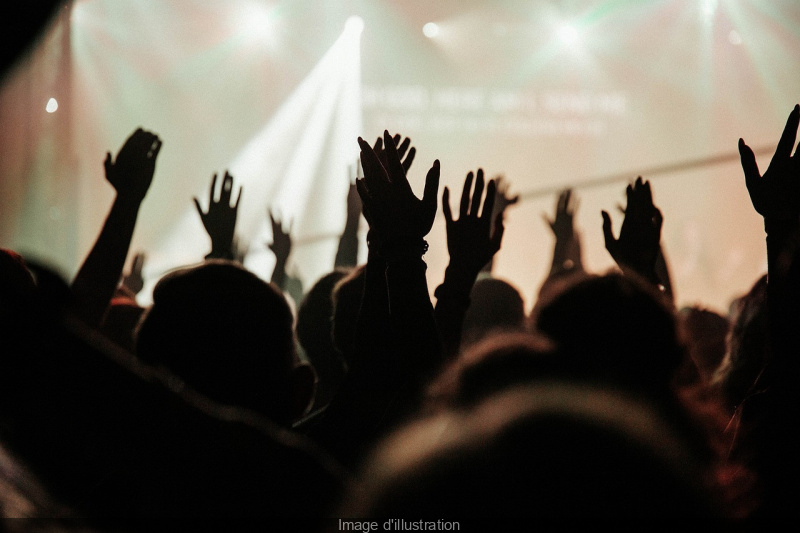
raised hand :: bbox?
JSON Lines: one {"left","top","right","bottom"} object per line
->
{"left": 602, "top": 177, "right": 663, "bottom": 280}
{"left": 194, "top": 171, "right": 242, "bottom": 260}
{"left": 740, "top": 104, "right": 800, "bottom": 220}
{"left": 442, "top": 169, "right": 503, "bottom": 274}
{"left": 104, "top": 128, "right": 162, "bottom": 204}
{"left": 268, "top": 209, "right": 292, "bottom": 264}
{"left": 121, "top": 251, "right": 146, "bottom": 295}
{"left": 372, "top": 133, "right": 416, "bottom": 175}
{"left": 356, "top": 131, "right": 440, "bottom": 255}
{"left": 544, "top": 188, "right": 583, "bottom": 275}
{"left": 491, "top": 175, "right": 520, "bottom": 223}
{"left": 545, "top": 188, "right": 578, "bottom": 242}
{"left": 72, "top": 128, "right": 162, "bottom": 326}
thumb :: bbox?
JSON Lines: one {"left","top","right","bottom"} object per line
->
{"left": 422, "top": 160, "right": 441, "bottom": 223}
{"left": 738, "top": 138, "right": 761, "bottom": 194}
{"left": 601, "top": 210, "right": 616, "bottom": 251}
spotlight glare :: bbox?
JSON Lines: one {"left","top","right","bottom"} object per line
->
{"left": 345, "top": 16, "right": 364, "bottom": 35}
{"left": 556, "top": 23, "right": 580, "bottom": 46}
{"left": 46, "top": 97, "right": 58, "bottom": 113}
{"left": 423, "top": 22, "right": 440, "bottom": 38}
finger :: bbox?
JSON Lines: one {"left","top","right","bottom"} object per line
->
{"left": 104, "top": 152, "right": 113, "bottom": 173}
{"left": 471, "top": 169, "right": 485, "bottom": 216}
{"left": 558, "top": 189, "right": 570, "bottom": 212}
{"left": 422, "top": 160, "right": 441, "bottom": 221}
{"left": 490, "top": 212, "right": 505, "bottom": 254}
{"left": 402, "top": 146, "right": 416, "bottom": 174}
{"left": 209, "top": 173, "right": 218, "bottom": 204}
{"left": 193, "top": 197, "right": 205, "bottom": 218}
{"left": 355, "top": 178, "right": 376, "bottom": 226}
{"left": 653, "top": 207, "right": 664, "bottom": 231}
{"left": 358, "top": 136, "right": 387, "bottom": 190}
{"left": 601, "top": 210, "right": 615, "bottom": 250}
{"left": 774, "top": 104, "right": 800, "bottom": 161}
{"left": 739, "top": 138, "right": 761, "bottom": 185}
{"left": 373, "top": 136, "right": 382, "bottom": 152}
{"left": 150, "top": 138, "right": 163, "bottom": 159}
{"left": 642, "top": 178, "right": 653, "bottom": 205}
{"left": 562, "top": 189, "right": 571, "bottom": 211}
{"left": 442, "top": 186, "right": 453, "bottom": 225}
{"left": 233, "top": 186, "right": 242, "bottom": 209}
{"left": 481, "top": 179, "right": 497, "bottom": 222}
{"left": 396, "top": 136, "right": 410, "bottom": 160}
{"left": 221, "top": 172, "right": 234, "bottom": 204}
{"left": 383, "top": 130, "right": 407, "bottom": 186}
{"left": 543, "top": 213, "right": 555, "bottom": 231}
{"left": 460, "top": 172, "right": 474, "bottom": 218}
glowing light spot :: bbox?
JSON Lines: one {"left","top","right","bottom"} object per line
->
{"left": 423, "top": 22, "right": 440, "bottom": 39}
{"left": 556, "top": 23, "right": 580, "bottom": 46}
{"left": 728, "top": 30, "right": 742, "bottom": 45}
{"left": 46, "top": 97, "right": 58, "bottom": 113}
{"left": 345, "top": 16, "right": 364, "bottom": 35}
{"left": 234, "top": 1, "right": 275, "bottom": 45}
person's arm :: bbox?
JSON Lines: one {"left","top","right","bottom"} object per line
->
{"left": 601, "top": 177, "right": 668, "bottom": 295}
{"left": 481, "top": 175, "right": 518, "bottom": 274}
{"left": 435, "top": 169, "right": 504, "bottom": 359}
{"left": 544, "top": 188, "right": 584, "bottom": 279}
{"left": 71, "top": 128, "right": 162, "bottom": 326}
{"left": 120, "top": 251, "right": 146, "bottom": 297}
{"left": 334, "top": 177, "right": 362, "bottom": 269}
{"left": 738, "top": 104, "right": 800, "bottom": 388}
{"left": 268, "top": 209, "right": 292, "bottom": 287}
{"left": 193, "top": 171, "right": 242, "bottom": 261}
{"left": 731, "top": 104, "right": 800, "bottom": 524}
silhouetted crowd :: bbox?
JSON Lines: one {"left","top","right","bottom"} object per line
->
{"left": 3, "top": 10, "right": 800, "bottom": 531}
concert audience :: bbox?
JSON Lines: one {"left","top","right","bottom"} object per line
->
{"left": 1, "top": 12, "right": 798, "bottom": 528}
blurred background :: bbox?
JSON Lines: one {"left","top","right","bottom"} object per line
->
{"left": 1, "top": 0, "right": 799, "bottom": 313}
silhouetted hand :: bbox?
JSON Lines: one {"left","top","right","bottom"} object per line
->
{"left": 268, "top": 209, "right": 292, "bottom": 265}
{"left": 545, "top": 188, "right": 578, "bottom": 242}
{"left": 372, "top": 133, "right": 416, "bottom": 175}
{"left": 491, "top": 175, "right": 519, "bottom": 224}
{"left": 104, "top": 128, "right": 162, "bottom": 204}
{"left": 345, "top": 180, "right": 361, "bottom": 221}
{"left": 740, "top": 104, "right": 800, "bottom": 221}
{"left": 194, "top": 171, "right": 242, "bottom": 259}
{"left": 545, "top": 188, "right": 583, "bottom": 275}
{"left": 602, "top": 177, "right": 662, "bottom": 278}
{"left": 442, "top": 169, "right": 503, "bottom": 274}
{"left": 356, "top": 131, "right": 440, "bottom": 254}
{"left": 121, "top": 252, "right": 146, "bottom": 295}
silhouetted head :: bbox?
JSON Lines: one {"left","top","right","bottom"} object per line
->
{"left": 134, "top": 260, "right": 313, "bottom": 426}
{"left": 531, "top": 271, "right": 683, "bottom": 395}
{"left": 296, "top": 268, "right": 352, "bottom": 410}
{"left": 712, "top": 274, "right": 769, "bottom": 410}
{"left": 425, "top": 331, "right": 558, "bottom": 413}
{"left": 461, "top": 276, "right": 526, "bottom": 349}
{"left": 340, "top": 382, "right": 732, "bottom": 529}
{"left": 677, "top": 306, "right": 730, "bottom": 385}
{"left": 330, "top": 264, "right": 366, "bottom": 362}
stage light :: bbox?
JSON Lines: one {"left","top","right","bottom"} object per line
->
{"left": 701, "top": 0, "right": 718, "bottom": 20}
{"left": 233, "top": 1, "right": 275, "bottom": 45}
{"left": 423, "top": 22, "right": 440, "bottom": 38}
{"left": 345, "top": 16, "right": 364, "bottom": 35}
{"left": 728, "top": 30, "right": 742, "bottom": 45}
{"left": 556, "top": 23, "right": 580, "bottom": 46}
{"left": 46, "top": 97, "right": 58, "bottom": 113}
